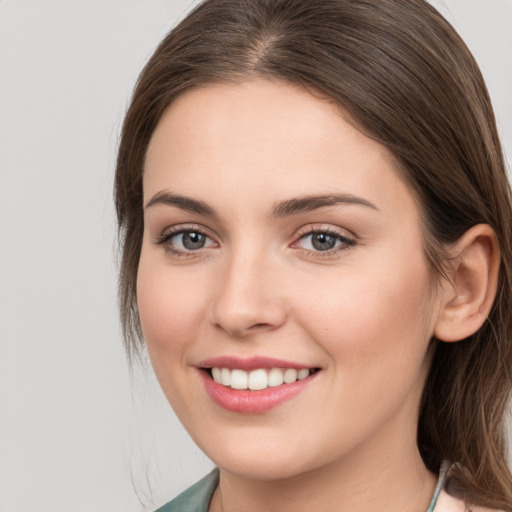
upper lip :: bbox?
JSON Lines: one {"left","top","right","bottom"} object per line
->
{"left": 198, "top": 356, "right": 317, "bottom": 371}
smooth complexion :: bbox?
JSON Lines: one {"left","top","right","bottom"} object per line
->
{"left": 138, "top": 80, "right": 446, "bottom": 512}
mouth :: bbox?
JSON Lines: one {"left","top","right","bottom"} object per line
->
{"left": 197, "top": 357, "right": 321, "bottom": 413}
{"left": 206, "top": 367, "right": 321, "bottom": 391}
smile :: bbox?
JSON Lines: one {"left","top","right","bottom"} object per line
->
{"left": 198, "top": 357, "right": 321, "bottom": 413}
{"left": 210, "top": 367, "right": 313, "bottom": 390}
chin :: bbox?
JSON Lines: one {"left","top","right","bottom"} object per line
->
{"left": 212, "top": 451, "right": 315, "bottom": 481}
{"left": 191, "top": 426, "right": 330, "bottom": 482}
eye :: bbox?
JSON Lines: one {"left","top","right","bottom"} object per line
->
{"left": 294, "top": 229, "right": 356, "bottom": 253}
{"left": 156, "top": 227, "right": 217, "bottom": 255}
{"left": 173, "top": 231, "right": 211, "bottom": 251}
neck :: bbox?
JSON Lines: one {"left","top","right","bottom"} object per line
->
{"left": 209, "top": 424, "right": 437, "bottom": 512}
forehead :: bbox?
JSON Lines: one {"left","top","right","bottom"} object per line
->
{"left": 143, "top": 79, "right": 416, "bottom": 220}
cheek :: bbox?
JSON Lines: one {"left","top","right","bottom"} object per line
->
{"left": 294, "top": 248, "right": 435, "bottom": 385}
{"left": 136, "top": 255, "right": 208, "bottom": 363}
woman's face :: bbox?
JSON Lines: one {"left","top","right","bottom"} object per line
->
{"left": 138, "top": 80, "right": 443, "bottom": 480}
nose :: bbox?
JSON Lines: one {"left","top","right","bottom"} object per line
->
{"left": 210, "top": 249, "right": 287, "bottom": 338}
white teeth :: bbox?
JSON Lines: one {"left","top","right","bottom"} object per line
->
{"left": 212, "top": 367, "right": 222, "bottom": 384}
{"left": 298, "top": 368, "right": 309, "bottom": 380}
{"left": 283, "top": 368, "right": 298, "bottom": 384}
{"left": 268, "top": 368, "right": 284, "bottom": 387}
{"left": 248, "top": 369, "right": 268, "bottom": 390}
{"left": 230, "top": 369, "right": 248, "bottom": 390}
{"left": 210, "top": 367, "right": 313, "bottom": 390}
{"left": 221, "top": 368, "right": 231, "bottom": 386}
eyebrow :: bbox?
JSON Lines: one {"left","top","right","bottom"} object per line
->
{"left": 271, "top": 194, "right": 378, "bottom": 217}
{"left": 145, "top": 191, "right": 216, "bottom": 216}
{"left": 144, "top": 191, "right": 378, "bottom": 217}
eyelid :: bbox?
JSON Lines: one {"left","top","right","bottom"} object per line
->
{"left": 294, "top": 223, "right": 356, "bottom": 240}
{"left": 155, "top": 223, "right": 214, "bottom": 241}
{"left": 291, "top": 224, "right": 357, "bottom": 255}
{"left": 152, "top": 222, "right": 356, "bottom": 258}
{"left": 153, "top": 223, "right": 219, "bottom": 256}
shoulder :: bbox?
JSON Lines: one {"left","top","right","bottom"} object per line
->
{"left": 154, "top": 469, "right": 219, "bottom": 512}
{"left": 436, "top": 488, "right": 504, "bottom": 512}
{"left": 433, "top": 463, "right": 505, "bottom": 512}
{"left": 434, "top": 488, "right": 483, "bottom": 512}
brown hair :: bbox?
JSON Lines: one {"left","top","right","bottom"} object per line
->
{"left": 115, "top": 0, "right": 512, "bottom": 507}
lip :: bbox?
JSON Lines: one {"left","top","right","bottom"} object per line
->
{"left": 198, "top": 356, "right": 313, "bottom": 371}
{"left": 198, "top": 358, "right": 320, "bottom": 413}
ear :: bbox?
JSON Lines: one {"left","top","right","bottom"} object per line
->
{"left": 434, "top": 224, "right": 500, "bottom": 343}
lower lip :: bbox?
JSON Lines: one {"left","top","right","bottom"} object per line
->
{"left": 200, "top": 370, "right": 317, "bottom": 413}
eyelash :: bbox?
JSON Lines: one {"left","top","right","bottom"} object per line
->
{"left": 293, "top": 228, "right": 356, "bottom": 257}
{"left": 154, "top": 225, "right": 356, "bottom": 258}
{"left": 154, "top": 225, "right": 215, "bottom": 258}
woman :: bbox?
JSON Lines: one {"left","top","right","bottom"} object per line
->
{"left": 115, "top": 0, "right": 512, "bottom": 510}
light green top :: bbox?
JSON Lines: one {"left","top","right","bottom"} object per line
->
{"left": 155, "top": 461, "right": 450, "bottom": 512}
{"left": 155, "top": 470, "right": 219, "bottom": 512}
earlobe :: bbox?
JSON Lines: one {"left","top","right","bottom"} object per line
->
{"left": 434, "top": 224, "right": 500, "bottom": 343}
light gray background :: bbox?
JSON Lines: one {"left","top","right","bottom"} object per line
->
{"left": 0, "top": 1, "right": 511, "bottom": 511}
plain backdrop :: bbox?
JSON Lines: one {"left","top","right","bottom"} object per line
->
{"left": 0, "top": 1, "right": 511, "bottom": 511}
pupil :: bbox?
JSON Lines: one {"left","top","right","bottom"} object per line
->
{"left": 312, "top": 233, "right": 336, "bottom": 251}
{"left": 183, "top": 232, "right": 205, "bottom": 250}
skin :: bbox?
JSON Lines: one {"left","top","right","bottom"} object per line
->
{"left": 138, "top": 79, "right": 448, "bottom": 512}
